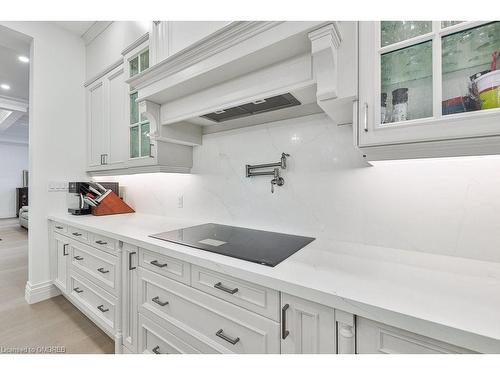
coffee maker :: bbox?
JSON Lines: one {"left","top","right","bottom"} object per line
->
{"left": 67, "top": 182, "right": 92, "bottom": 215}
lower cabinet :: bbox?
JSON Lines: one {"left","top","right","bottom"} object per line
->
{"left": 53, "top": 233, "right": 70, "bottom": 294}
{"left": 121, "top": 243, "right": 138, "bottom": 353}
{"left": 356, "top": 317, "right": 474, "bottom": 354}
{"left": 50, "top": 220, "right": 483, "bottom": 355}
{"left": 280, "top": 293, "right": 336, "bottom": 354}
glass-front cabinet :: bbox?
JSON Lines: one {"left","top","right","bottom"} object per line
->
{"left": 358, "top": 21, "right": 500, "bottom": 156}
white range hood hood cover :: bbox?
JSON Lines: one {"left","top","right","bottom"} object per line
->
{"left": 128, "top": 21, "right": 355, "bottom": 142}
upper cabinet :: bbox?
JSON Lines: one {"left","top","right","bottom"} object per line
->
{"left": 357, "top": 21, "right": 500, "bottom": 160}
{"left": 86, "top": 64, "right": 128, "bottom": 172}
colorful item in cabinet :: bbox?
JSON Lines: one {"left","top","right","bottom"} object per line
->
{"left": 391, "top": 88, "right": 408, "bottom": 122}
{"left": 475, "top": 70, "right": 500, "bottom": 110}
{"left": 381, "top": 92, "right": 388, "bottom": 124}
{"left": 442, "top": 96, "right": 467, "bottom": 115}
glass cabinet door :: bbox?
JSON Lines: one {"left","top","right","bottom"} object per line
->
{"left": 442, "top": 22, "right": 500, "bottom": 115}
{"left": 358, "top": 21, "right": 500, "bottom": 148}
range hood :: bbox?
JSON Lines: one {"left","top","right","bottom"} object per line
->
{"left": 128, "top": 21, "right": 357, "bottom": 146}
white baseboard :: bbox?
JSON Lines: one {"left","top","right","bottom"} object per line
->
{"left": 25, "top": 280, "right": 61, "bottom": 304}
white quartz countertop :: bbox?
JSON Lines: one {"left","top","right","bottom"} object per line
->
{"left": 48, "top": 212, "right": 500, "bottom": 352}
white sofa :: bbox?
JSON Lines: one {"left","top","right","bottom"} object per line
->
{"left": 19, "top": 206, "right": 28, "bottom": 229}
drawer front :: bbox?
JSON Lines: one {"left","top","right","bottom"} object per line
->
{"left": 356, "top": 318, "right": 474, "bottom": 354}
{"left": 67, "top": 226, "right": 89, "bottom": 243}
{"left": 71, "top": 242, "right": 118, "bottom": 295}
{"left": 90, "top": 233, "right": 118, "bottom": 254}
{"left": 191, "top": 265, "right": 279, "bottom": 321}
{"left": 69, "top": 272, "right": 117, "bottom": 334}
{"left": 53, "top": 222, "right": 68, "bottom": 234}
{"left": 139, "top": 248, "right": 190, "bottom": 285}
{"left": 138, "top": 268, "right": 280, "bottom": 354}
{"left": 138, "top": 314, "right": 205, "bottom": 354}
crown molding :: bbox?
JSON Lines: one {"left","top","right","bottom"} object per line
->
{"left": 84, "top": 58, "right": 123, "bottom": 87}
{"left": 121, "top": 32, "right": 150, "bottom": 56}
{"left": 82, "top": 21, "right": 113, "bottom": 45}
{"left": 126, "top": 21, "right": 281, "bottom": 89}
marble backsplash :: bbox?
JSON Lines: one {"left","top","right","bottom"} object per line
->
{"left": 95, "top": 113, "right": 500, "bottom": 263}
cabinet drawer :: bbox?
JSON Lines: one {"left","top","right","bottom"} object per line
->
{"left": 356, "top": 318, "right": 474, "bottom": 354}
{"left": 53, "top": 222, "right": 67, "bottom": 234}
{"left": 139, "top": 248, "right": 190, "bottom": 285}
{"left": 71, "top": 242, "right": 118, "bottom": 295}
{"left": 69, "top": 272, "right": 118, "bottom": 335}
{"left": 138, "top": 268, "right": 280, "bottom": 354}
{"left": 139, "top": 314, "right": 211, "bottom": 354}
{"left": 89, "top": 233, "right": 118, "bottom": 254}
{"left": 67, "top": 226, "right": 89, "bottom": 243}
{"left": 191, "top": 265, "right": 279, "bottom": 321}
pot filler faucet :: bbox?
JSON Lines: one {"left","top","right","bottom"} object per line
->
{"left": 245, "top": 152, "right": 290, "bottom": 193}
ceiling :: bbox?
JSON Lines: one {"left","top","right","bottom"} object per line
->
{"left": 53, "top": 21, "right": 96, "bottom": 37}
{"left": 0, "top": 26, "right": 30, "bottom": 144}
{"left": 0, "top": 44, "right": 29, "bottom": 100}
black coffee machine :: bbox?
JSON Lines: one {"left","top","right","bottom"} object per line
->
{"left": 67, "top": 182, "right": 119, "bottom": 215}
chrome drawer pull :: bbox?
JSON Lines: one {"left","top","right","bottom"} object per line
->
{"left": 97, "top": 267, "right": 109, "bottom": 274}
{"left": 129, "top": 251, "right": 136, "bottom": 270}
{"left": 216, "top": 329, "right": 240, "bottom": 345}
{"left": 72, "top": 232, "right": 82, "bottom": 237}
{"left": 74, "top": 256, "right": 84, "bottom": 261}
{"left": 152, "top": 296, "right": 169, "bottom": 306}
{"left": 152, "top": 346, "right": 161, "bottom": 354}
{"left": 97, "top": 305, "right": 109, "bottom": 313}
{"left": 73, "top": 287, "right": 83, "bottom": 293}
{"left": 63, "top": 244, "right": 69, "bottom": 256}
{"left": 150, "top": 260, "right": 167, "bottom": 268}
{"left": 95, "top": 240, "right": 108, "bottom": 245}
{"left": 55, "top": 226, "right": 64, "bottom": 230}
{"left": 214, "top": 282, "right": 239, "bottom": 295}
{"left": 281, "top": 304, "right": 290, "bottom": 340}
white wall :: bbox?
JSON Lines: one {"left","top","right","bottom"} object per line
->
{"left": 85, "top": 21, "right": 149, "bottom": 80}
{"left": 97, "top": 113, "right": 500, "bottom": 264}
{"left": 0, "top": 142, "right": 28, "bottom": 218}
{"left": 0, "top": 22, "right": 87, "bottom": 299}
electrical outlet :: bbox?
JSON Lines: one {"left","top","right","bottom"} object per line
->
{"left": 177, "top": 195, "right": 184, "bottom": 208}
{"left": 48, "top": 181, "right": 68, "bottom": 192}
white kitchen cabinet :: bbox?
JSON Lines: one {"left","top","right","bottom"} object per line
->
{"left": 122, "top": 243, "right": 138, "bottom": 353}
{"left": 357, "top": 21, "right": 500, "bottom": 160}
{"left": 151, "top": 21, "right": 231, "bottom": 64}
{"left": 280, "top": 293, "right": 336, "bottom": 354}
{"left": 53, "top": 232, "right": 70, "bottom": 294}
{"left": 356, "top": 317, "right": 474, "bottom": 354}
{"left": 86, "top": 64, "right": 129, "bottom": 172}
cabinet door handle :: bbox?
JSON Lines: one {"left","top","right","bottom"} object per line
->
{"left": 63, "top": 244, "right": 69, "bottom": 256}
{"left": 129, "top": 251, "right": 136, "bottom": 270}
{"left": 95, "top": 240, "right": 108, "bottom": 245}
{"left": 97, "top": 267, "right": 109, "bottom": 274}
{"left": 216, "top": 329, "right": 240, "bottom": 345}
{"left": 74, "top": 255, "right": 84, "bottom": 261}
{"left": 282, "top": 304, "right": 290, "bottom": 340}
{"left": 97, "top": 305, "right": 109, "bottom": 313}
{"left": 363, "top": 102, "right": 368, "bottom": 132}
{"left": 152, "top": 296, "right": 169, "bottom": 306}
{"left": 73, "top": 287, "right": 83, "bottom": 293}
{"left": 150, "top": 260, "right": 167, "bottom": 268}
{"left": 214, "top": 282, "right": 239, "bottom": 295}
{"left": 55, "top": 225, "right": 63, "bottom": 230}
{"left": 72, "top": 232, "right": 82, "bottom": 237}
{"left": 152, "top": 345, "right": 161, "bottom": 354}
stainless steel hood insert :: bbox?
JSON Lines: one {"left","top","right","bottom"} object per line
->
{"left": 201, "top": 93, "right": 301, "bottom": 123}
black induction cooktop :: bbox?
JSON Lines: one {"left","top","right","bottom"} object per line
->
{"left": 149, "top": 223, "right": 315, "bottom": 267}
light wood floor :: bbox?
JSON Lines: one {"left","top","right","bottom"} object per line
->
{"left": 0, "top": 218, "right": 114, "bottom": 354}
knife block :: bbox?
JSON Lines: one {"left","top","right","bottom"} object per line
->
{"left": 91, "top": 191, "right": 135, "bottom": 216}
